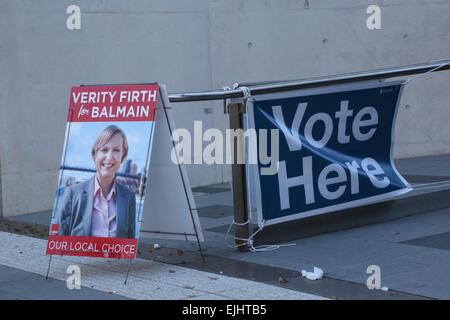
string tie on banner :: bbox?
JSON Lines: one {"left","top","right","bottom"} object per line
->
{"left": 225, "top": 219, "right": 296, "bottom": 252}
{"left": 238, "top": 86, "right": 255, "bottom": 104}
{"left": 222, "top": 84, "right": 254, "bottom": 103}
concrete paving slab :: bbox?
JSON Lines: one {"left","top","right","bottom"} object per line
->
{"left": 192, "top": 185, "right": 231, "bottom": 195}
{"left": 383, "top": 264, "right": 450, "bottom": 299}
{"left": 0, "top": 265, "right": 37, "bottom": 285}
{"left": 10, "top": 210, "right": 52, "bottom": 227}
{"left": 402, "top": 231, "right": 450, "bottom": 251}
{"left": 0, "top": 289, "right": 27, "bottom": 300}
{"left": 186, "top": 293, "right": 232, "bottom": 300}
{"left": 194, "top": 191, "right": 233, "bottom": 208}
{"left": 197, "top": 205, "right": 233, "bottom": 219}
{"left": 218, "top": 283, "right": 326, "bottom": 300}
{"left": 0, "top": 265, "right": 129, "bottom": 300}
{"left": 395, "top": 154, "right": 450, "bottom": 176}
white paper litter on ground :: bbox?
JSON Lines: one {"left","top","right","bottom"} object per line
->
{"left": 153, "top": 243, "right": 161, "bottom": 250}
{"left": 301, "top": 267, "right": 324, "bottom": 280}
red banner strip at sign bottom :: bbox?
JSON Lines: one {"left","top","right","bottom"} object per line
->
{"left": 46, "top": 235, "right": 138, "bottom": 260}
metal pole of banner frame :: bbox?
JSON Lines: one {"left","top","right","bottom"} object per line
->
{"left": 227, "top": 102, "right": 250, "bottom": 251}
{"left": 168, "top": 59, "right": 450, "bottom": 251}
{"left": 169, "top": 59, "right": 450, "bottom": 103}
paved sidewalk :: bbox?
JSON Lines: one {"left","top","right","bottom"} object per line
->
{"left": 0, "top": 231, "right": 326, "bottom": 300}
{"left": 0, "top": 265, "right": 130, "bottom": 300}
{"left": 4, "top": 154, "right": 450, "bottom": 300}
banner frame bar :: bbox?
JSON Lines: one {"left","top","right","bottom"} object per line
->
{"left": 168, "top": 59, "right": 450, "bottom": 103}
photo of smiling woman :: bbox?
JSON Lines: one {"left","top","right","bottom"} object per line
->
{"left": 55, "top": 125, "right": 136, "bottom": 239}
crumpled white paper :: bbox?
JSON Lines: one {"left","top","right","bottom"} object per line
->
{"left": 301, "top": 267, "right": 324, "bottom": 280}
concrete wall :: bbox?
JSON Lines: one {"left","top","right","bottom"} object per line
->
{"left": 1, "top": 0, "right": 450, "bottom": 217}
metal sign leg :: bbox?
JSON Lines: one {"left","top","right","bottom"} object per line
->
{"left": 45, "top": 255, "right": 53, "bottom": 280}
{"left": 124, "top": 260, "right": 133, "bottom": 285}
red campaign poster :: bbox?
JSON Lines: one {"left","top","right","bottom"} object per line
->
{"left": 46, "top": 84, "right": 158, "bottom": 259}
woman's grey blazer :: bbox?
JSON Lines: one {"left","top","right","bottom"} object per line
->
{"left": 54, "top": 176, "right": 136, "bottom": 238}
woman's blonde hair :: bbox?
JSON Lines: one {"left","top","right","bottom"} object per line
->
{"left": 91, "top": 125, "right": 128, "bottom": 162}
